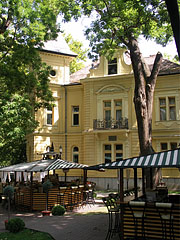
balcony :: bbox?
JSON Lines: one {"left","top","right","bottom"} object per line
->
{"left": 93, "top": 118, "right": 128, "bottom": 130}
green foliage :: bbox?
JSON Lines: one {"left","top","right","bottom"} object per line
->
{"left": 7, "top": 218, "right": 25, "bottom": 233}
{"left": 3, "top": 185, "right": 14, "bottom": 199}
{"left": 0, "top": 0, "right": 81, "bottom": 165}
{"left": 42, "top": 180, "right": 53, "bottom": 193}
{"left": 63, "top": 33, "right": 89, "bottom": 73}
{"left": 52, "top": 205, "right": 66, "bottom": 216}
{"left": 78, "top": 0, "right": 174, "bottom": 59}
{"left": 0, "top": 228, "right": 54, "bottom": 240}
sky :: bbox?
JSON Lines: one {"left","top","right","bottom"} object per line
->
{"left": 60, "top": 17, "right": 178, "bottom": 61}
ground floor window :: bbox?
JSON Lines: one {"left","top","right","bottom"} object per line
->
{"left": 160, "top": 142, "right": 178, "bottom": 151}
{"left": 104, "top": 144, "right": 123, "bottom": 163}
{"left": 72, "top": 146, "right": 79, "bottom": 163}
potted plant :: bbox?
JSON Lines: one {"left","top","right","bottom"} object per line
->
{"left": 3, "top": 185, "right": 14, "bottom": 228}
{"left": 42, "top": 180, "right": 53, "bottom": 216}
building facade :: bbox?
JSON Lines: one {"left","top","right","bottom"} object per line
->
{"left": 26, "top": 38, "right": 180, "bottom": 190}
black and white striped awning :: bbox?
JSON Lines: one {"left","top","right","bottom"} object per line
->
{"left": 45, "top": 159, "right": 88, "bottom": 171}
{"left": 86, "top": 148, "right": 180, "bottom": 170}
{"left": 0, "top": 159, "right": 88, "bottom": 172}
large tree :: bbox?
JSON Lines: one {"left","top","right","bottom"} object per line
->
{"left": 79, "top": 0, "right": 179, "bottom": 187}
{"left": 0, "top": 0, "right": 80, "bottom": 165}
{"left": 63, "top": 33, "right": 89, "bottom": 74}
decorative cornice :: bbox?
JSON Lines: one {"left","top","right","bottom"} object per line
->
{"left": 96, "top": 84, "right": 128, "bottom": 94}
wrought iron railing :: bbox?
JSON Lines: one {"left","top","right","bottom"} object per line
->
{"left": 93, "top": 118, "right": 128, "bottom": 130}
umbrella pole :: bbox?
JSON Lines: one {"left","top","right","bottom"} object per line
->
{"left": 119, "top": 168, "right": 124, "bottom": 202}
{"left": 30, "top": 172, "right": 33, "bottom": 212}
{"left": 83, "top": 169, "right": 87, "bottom": 186}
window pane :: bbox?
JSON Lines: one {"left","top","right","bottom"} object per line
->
{"left": 73, "top": 114, "right": 79, "bottom": 125}
{"left": 73, "top": 154, "right": 79, "bottom": 163}
{"left": 108, "top": 58, "right": 117, "bottom": 75}
{"left": 105, "top": 110, "right": 111, "bottom": 120}
{"left": 160, "top": 107, "right": 166, "bottom": 120}
{"left": 169, "top": 106, "right": 176, "bottom": 120}
{"left": 116, "top": 144, "right": 123, "bottom": 150}
{"left": 159, "top": 98, "right": 166, "bottom": 106}
{"left": 170, "top": 142, "right": 177, "bottom": 150}
{"left": 73, "top": 106, "right": 79, "bottom": 112}
{"left": 105, "top": 145, "right": 111, "bottom": 150}
{"left": 47, "top": 113, "right": 52, "bottom": 125}
{"left": 73, "top": 147, "right": 79, "bottom": 152}
{"left": 104, "top": 101, "right": 111, "bottom": 107}
{"left": 116, "top": 153, "right": 123, "bottom": 161}
{"left": 116, "top": 110, "right": 122, "bottom": 120}
{"left": 169, "top": 97, "right": 175, "bottom": 105}
{"left": 161, "top": 143, "right": 167, "bottom": 151}
{"left": 105, "top": 153, "right": 111, "bottom": 163}
{"left": 115, "top": 100, "right": 122, "bottom": 107}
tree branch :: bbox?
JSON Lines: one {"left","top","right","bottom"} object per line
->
{"left": 148, "top": 52, "right": 163, "bottom": 86}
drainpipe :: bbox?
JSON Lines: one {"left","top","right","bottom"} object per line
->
{"left": 64, "top": 86, "right": 67, "bottom": 160}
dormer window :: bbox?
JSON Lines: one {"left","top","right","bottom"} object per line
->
{"left": 108, "top": 58, "right": 117, "bottom": 75}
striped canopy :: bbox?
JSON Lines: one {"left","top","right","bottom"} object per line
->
{"left": 86, "top": 148, "right": 180, "bottom": 170}
{"left": 0, "top": 159, "right": 55, "bottom": 172}
{"left": 45, "top": 159, "right": 88, "bottom": 171}
{"left": 0, "top": 159, "right": 88, "bottom": 172}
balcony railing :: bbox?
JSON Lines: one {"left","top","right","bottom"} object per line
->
{"left": 93, "top": 118, "right": 128, "bottom": 130}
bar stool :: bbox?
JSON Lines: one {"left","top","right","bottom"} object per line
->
{"left": 155, "top": 202, "right": 174, "bottom": 240}
{"left": 57, "top": 187, "right": 67, "bottom": 207}
{"left": 67, "top": 186, "right": 77, "bottom": 210}
{"left": 102, "top": 196, "right": 121, "bottom": 240}
{"left": 129, "top": 201, "right": 146, "bottom": 240}
{"left": 76, "top": 185, "right": 84, "bottom": 207}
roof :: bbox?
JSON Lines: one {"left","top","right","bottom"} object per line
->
{"left": 144, "top": 55, "right": 180, "bottom": 75}
{"left": 70, "top": 55, "right": 180, "bottom": 82}
{"left": 0, "top": 159, "right": 88, "bottom": 172}
{"left": 0, "top": 159, "right": 55, "bottom": 172}
{"left": 41, "top": 34, "right": 77, "bottom": 57}
{"left": 45, "top": 159, "right": 88, "bottom": 170}
{"left": 86, "top": 148, "right": 180, "bottom": 170}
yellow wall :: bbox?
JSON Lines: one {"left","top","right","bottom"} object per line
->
{"left": 26, "top": 48, "right": 180, "bottom": 181}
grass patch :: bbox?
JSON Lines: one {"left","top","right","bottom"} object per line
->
{"left": 0, "top": 228, "right": 54, "bottom": 240}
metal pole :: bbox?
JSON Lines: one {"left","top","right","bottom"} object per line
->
{"left": 119, "top": 168, "right": 124, "bottom": 202}
{"left": 134, "top": 168, "right": 138, "bottom": 199}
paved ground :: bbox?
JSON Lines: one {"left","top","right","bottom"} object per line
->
{"left": 0, "top": 192, "right": 122, "bottom": 240}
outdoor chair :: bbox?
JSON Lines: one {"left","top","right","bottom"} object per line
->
{"left": 102, "top": 196, "right": 121, "bottom": 240}
{"left": 129, "top": 201, "right": 146, "bottom": 240}
{"left": 155, "top": 202, "right": 174, "bottom": 240}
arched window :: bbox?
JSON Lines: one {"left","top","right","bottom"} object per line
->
{"left": 72, "top": 146, "right": 79, "bottom": 163}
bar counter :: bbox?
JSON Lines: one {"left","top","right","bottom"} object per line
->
{"left": 14, "top": 184, "right": 85, "bottom": 211}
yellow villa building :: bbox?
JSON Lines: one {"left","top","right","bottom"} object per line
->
{"left": 26, "top": 35, "right": 180, "bottom": 190}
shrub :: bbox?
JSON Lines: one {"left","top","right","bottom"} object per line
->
{"left": 7, "top": 218, "right": 25, "bottom": 233}
{"left": 52, "top": 205, "right": 65, "bottom": 216}
{"left": 3, "top": 185, "right": 14, "bottom": 199}
{"left": 42, "top": 180, "right": 53, "bottom": 193}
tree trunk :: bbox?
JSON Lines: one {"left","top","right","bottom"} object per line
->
{"left": 128, "top": 37, "right": 163, "bottom": 188}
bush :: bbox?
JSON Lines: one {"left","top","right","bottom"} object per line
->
{"left": 42, "top": 180, "right": 53, "bottom": 193}
{"left": 52, "top": 205, "right": 65, "bottom": 216}
{"left": 3, "top": 185, "right": 14, "bottom": 199}
{"left": 7, "top": 218, "right": 25, "bottom": 233}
